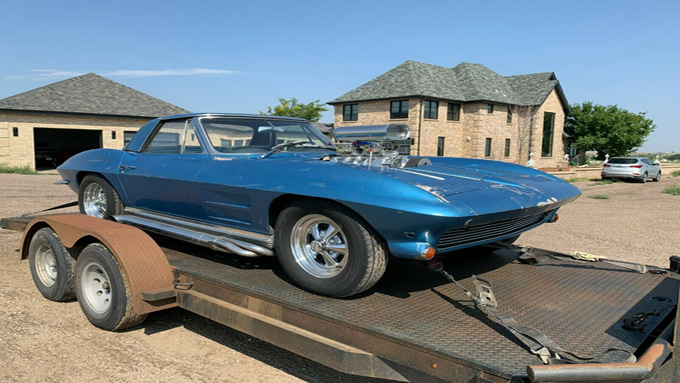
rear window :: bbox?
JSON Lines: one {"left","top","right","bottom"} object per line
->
{"left": 608, "top": 158, "right": 639, "bottom": 164}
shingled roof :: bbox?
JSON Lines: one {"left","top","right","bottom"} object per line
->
{"left": 0, "top": 73, "right": 190, "bottom": 118}
{"left": 329, "top": 61, "right": 568, "bottom": 110}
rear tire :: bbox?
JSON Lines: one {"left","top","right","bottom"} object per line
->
{"left": 28, "top": 228, "right": 76, "bottom": 301}
{"left": 78, "top": 175, "right": 124, "bottom": 219}
{"left": 75, "top": 243, "right": 146, "bottom": 331}
{"left": 640, "top": 172, "right": 648, "bottom": 183}
{"left": 275, "top": 200, "right": 388, "bottom": 298}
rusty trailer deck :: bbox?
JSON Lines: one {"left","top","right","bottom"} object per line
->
{"left": 3, "top": 214, "right": 679, "bottom": 382}
{"left": 156, "top": 236, "right": 680, "bottom": 382}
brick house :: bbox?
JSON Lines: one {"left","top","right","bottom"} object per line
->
{"left": 0, "top": 73, "right": 189, "bottom": 170}
{"left": 328, "top": 61, "right": 569, "bottom": 168}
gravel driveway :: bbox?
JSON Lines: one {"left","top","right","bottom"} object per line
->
{"left": 1, "top": 173, "right": 678, "bottom": 382}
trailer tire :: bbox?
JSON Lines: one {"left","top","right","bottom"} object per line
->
{"left": 75, "top": 243, "right": 146, "bottom": 331}
{"left": 275, "top": 200, "right": 387, "bottom": 298}
{"left": 78, "top": 175, "right": 124, "bottom": 219}
{"left": 28, "top": 227, "right": 76, "bottom": 301}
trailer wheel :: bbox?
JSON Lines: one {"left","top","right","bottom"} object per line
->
{"left": 275, "top": 200, "right": 387, "bottom": 298}
{"left": 75, "top": 243, "right": 146, "bottom": 331}
{"left": 28, "top": 227, "right": 76, "bottom": 301}
{"left": 78, "top": 175, "right": 124, "bottom": 219}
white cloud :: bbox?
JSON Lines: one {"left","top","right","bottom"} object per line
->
{"left": 3, "top": 68, "right": 238, "bottom": 80}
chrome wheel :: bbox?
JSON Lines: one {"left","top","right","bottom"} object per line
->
{"left": 83, "top": 182, "right": 107, "bottom": 218}
{"left": 80, "top": 261, "right": 112, "bottom": 314}
{"left": 290, "top": 214, "right": 348, "bottom": 278}
{"left": 34, "top": 244, "right": 57, "bottom": 287}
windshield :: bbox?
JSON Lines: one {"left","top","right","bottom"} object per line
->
{"left": 608, "top": 158, "right": 639, "bottom": 164}
{"left": 200, "top": 117, "right": 331, "bottom": 154}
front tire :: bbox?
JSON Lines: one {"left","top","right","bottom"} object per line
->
{"left": 275, "top": 201, "right": 388, "bottom": 298}
{"left": 654, "top": 171, "right": 661, "bottom": 182}
{"left": 78, "top": 175, "right": 124, "bottom": 219}
{"left": 75, "top": 243, "right": 146, "bottom": 331}
{"left": 28, "top": 228, "right": 76, "bottom": 301}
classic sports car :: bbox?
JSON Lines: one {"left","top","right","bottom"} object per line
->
{"left": 57, "top": 113, "right": 581, "bottom": 297}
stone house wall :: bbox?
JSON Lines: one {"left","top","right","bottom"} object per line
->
{"left": 332, "top": 89, "right": 567, "bottom": 168}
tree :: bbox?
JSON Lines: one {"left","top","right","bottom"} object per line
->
{"left": 565, "top": 102, "right": 655, "bottom": 160}
{"left": 509, "top": 104, "right": 538, "bottom": 164}
{"left": 260, "top": 97, "right": 328, "bottom": 122}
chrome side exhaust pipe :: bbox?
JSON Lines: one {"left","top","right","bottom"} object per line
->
{"left": 113, "top": 215, "right": 273, "bottom": 257}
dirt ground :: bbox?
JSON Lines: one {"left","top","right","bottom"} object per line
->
{"left": 1, "top": 173, "right": 679, "bottom": 382}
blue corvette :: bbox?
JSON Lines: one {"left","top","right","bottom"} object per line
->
{"left": 57, "top": 113, "right": 581, "bottom": 297}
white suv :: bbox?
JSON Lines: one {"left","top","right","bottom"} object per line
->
{"left": 601, "top": 157, "right": 661, "bottom": 183}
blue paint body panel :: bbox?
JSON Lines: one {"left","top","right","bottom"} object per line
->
{"left": 57, "top": 114, "right": 581, "bottom": 259}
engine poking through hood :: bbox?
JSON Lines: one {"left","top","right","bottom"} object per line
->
{"left": 328, "top": 124, "right": 430, "bottom": 168}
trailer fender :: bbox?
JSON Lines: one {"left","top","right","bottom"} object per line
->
{"left": 21, "top": 214, "right": 176, "bottom": 315}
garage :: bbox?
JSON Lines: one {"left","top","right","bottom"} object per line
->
{"left": 0, "top": 73, "right": 190, "bottom": 170}
{"left": 33, "top": 128, "right": 102, "bottom": 169}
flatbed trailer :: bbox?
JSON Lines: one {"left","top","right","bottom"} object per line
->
{"left": 3, "top": 213, "right": 680, "bottom": 383}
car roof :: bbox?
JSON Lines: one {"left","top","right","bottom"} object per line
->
{"left": 159, "top": 113, "right": 309, "bottom": 123}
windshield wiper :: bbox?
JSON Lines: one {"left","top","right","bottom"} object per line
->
{"left": 260, "top": 141, "right": 337, "bottom": 159}
{"left": 298, "top": 143, "right": 336, "bottom": 151}
{"left": 260, "top": 141, "right": 308, "bottom": 159}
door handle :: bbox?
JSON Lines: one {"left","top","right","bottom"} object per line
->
{"left": 119, "top": 165, "right": 136, "bottom": 172}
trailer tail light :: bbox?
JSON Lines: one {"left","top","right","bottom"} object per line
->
{"left": 629, "top": 164, "right": 643, "bottom": 168}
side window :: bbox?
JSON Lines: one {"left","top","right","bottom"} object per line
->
{"left": 144, "top": 120, "right": 202, "bottom": 154}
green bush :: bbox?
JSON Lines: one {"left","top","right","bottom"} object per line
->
{"left": 671, "top": 170, "right": 680, "bottom": 177}
{"left": 0, "top": 165, "right": 39, "bottom": 175}
{"left": 662, "top": 185, "right": 680, "bottom": 196}
{"left": 564, "top": 177, "right": 589, "bottom": 183}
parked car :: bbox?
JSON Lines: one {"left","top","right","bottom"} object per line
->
{"left": 56, "top": 147, "right": 93, "bottom": 166}
{"left": 34, "top": 142, "right": 58, "bottom": 167}
{"left": 601, "top": 157, "right": 661, "bottom": 183}
{"left": 56, "top": 113, "right": 581, "bottom": 297}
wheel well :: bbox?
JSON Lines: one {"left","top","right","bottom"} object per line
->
{"left": 267, "top": 194, "right": 386, "bottom": 243}
{"left": 21, "top": 221, "right": 51, "bottom": 260}
{"left": 21, "top": 222, "right": 99, "bottom": 261}
{"left": 76, "top": 171, "right": 105, "bottom": 187}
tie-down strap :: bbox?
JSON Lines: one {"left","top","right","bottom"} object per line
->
{"left": 428, "top": 261, "right": 636, "bottom": 365}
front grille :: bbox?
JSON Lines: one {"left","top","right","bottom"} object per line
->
{"left": 437, "top": 211, "right": 550, "bottom": 250}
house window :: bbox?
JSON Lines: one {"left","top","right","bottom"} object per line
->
{"left": 542, "top": 112, "right": 555, "bottom": 157}
{"left": 437, "top": 137, "right": 445, "bottom": 156}
{"left": 343, "top": 104, "right": 358, "bottom": 121}
{"left": 447, "top": 103, "right": 460, "bottom": 121}
{"left": 13, "top": 127, "right": 19, "bottom": 137}
{"left": 507, "top": 107, "right": 512, "bottom": 123}
{"left": 485, "top": 138, "right": 492, "bottom": 157}
{"left": 487, "top": 104, "right": 494, "bottom": 114}
{"left": 504, "top": 139, "right": 511, "bottom": 157}
{"left": 111, "top": 131, "right": 116, "bottom": 140}
{"left": 390, "top": 100, "right": 409, "bottom": 119}
{"left": 424, "top": 101, "right": 438, "bottom": 119}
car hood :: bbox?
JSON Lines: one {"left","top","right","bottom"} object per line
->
{"left": 330, "top": 157, "right": 581, "bottom": 216}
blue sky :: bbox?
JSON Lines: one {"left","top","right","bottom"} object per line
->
{"left": 1, "top": 0, "right": 678, "bottom": 152}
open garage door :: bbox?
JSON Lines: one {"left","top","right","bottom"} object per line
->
{"left": 34, "top": 128, "right": 102, "bottom": 169}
